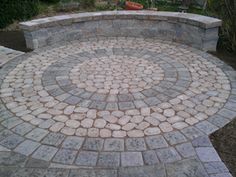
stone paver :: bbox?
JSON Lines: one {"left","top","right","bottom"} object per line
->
{"left": 53, "top": 149, "right": 77, "bottom": 164}
{"left": 1, "top": 38, "right": 233, "bottom": 139}
{"left": 32, "top": 145, "right": 58, "bottom": 161}
{"left": 0, "top": 37, "right": 235, "bottom": 176}
{"left": 98, "top": 152, "right": 120, "bottom": 167}
{"left": 166, "top": 158, "right": 209, "bottom": 177}
{"left": 196, "top": 147, "right": 222, "bottom": 162}
{"left": 75, "top": 151, "right": 98, "bottom": 166}
{"left": 164, "top": 131, "right": 187, "bottom": 145}
{"left": 0, "top": 134, "right": 24, "bottom": 149}
{"left": 156, "top": 147, "right": 182, "bottom": 163}
{"left": 14, "top": 140, "right": 40, "bottom": 156}
{"left": 175, "top": 142, "right": 196, "bottom": 158}
{"left": 121, "top": 152, "right": 144, "bottom": 167}
{"left": 62, "top": 136, "right": 84, "bottom": 150}
{"left": 142, "top": 150, "right": 160, "bottom": 165}
{"left": 42, "top": 132, "right": 65, "bottom": 146}
{"left": 104, "top": 138, "right": 124, "bottom": 151}
{"left": 126, "top": 138, "right": 146, "bottom": 151}
{"left": 145, "top": 135, "right": 169, "bottom": 149}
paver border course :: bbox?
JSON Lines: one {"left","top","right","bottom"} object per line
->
{"left": 19, "top": 11, "right": 222, "bottom": 51}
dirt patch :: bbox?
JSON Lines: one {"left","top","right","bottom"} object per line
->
{"left": 210, "top": 119, "right": 236, "bottom": 177}
{"left": 210, "top": 51, "right": 236, "bottom": 69}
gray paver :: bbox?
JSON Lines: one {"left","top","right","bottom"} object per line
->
{"left": 1, "top": 117, "right": 23, "bottom": 129}
{"left": 164, "top": 131, "right": 187, "bottom": 145}
{"left": 144, "top": 97, "right": 161, "bottom": 106}
{"left": 53, "top": 149, "right": 77, "bottom": 164}
{"left": 218, "top": 108, "right": 236, "bottom": 120}
{"left": 126, "top": 138, "right": 147, "bottom": 151}
{"left": 156, "top": 147, "right": 182, "bottom": 163}
{"left": 118, "top": 102, "right": 135, "bottom": 110}
{"left": 64, "top": 96, "right": 81, "bottom": 105}
{"left": 32, "top": 145, "right": 58, "bottom": 161}
{"left": 192, "top": 136, "right": 212, "bottom": 147}
{"left": 119, "top": 165, "right": 166, "bottom": 177}
{"left": 142, "top": 150, "right": 160, "bottom": 165}
{"left": 0, "top": 152, "right": 27, "bottom": 166}
{"left": 196, "top": 147, "right": 221, "bottom": 162}
{"left": 204, "top": 161, "right": 229, "bottom": 174}
{"left": 11, "top": 122, "right": 34, "bottom": 136}
{"left": 83, "top": 138, "right": 104, "bottom": 151}
{"left": 0, "top": 145, "right": 10, "bottom": 152}
{"left": 0, "top": 134, "right": 24, "bottom": 149}
{"left": 0, "top": 130, "right": 13, "bottom": 142}
{"left": 208, "top": 115, "right": 230, "bottom": 128}
{"left": 209, "top": 173, "right": 233, "bottom": 177}
{"left": 142, "top": 89, "right": 157, "bottom": 97}
{"left": 14, "top": 140, "right": 40, "bottom": 156}
{"left": 91, "top": 93, "right": 107, "bottom": 101}
{"left": 69, "top": 169, "right": 117, "bottom": 177}
{"left": 118, "top": 94, "right": 134, "bottom": 102}
{"left": 75, "top": 151, "right": 98, "bottom": 166}
{"left": 175, "top": 142, "right": 196, "bottom": 158}
{"left": 42, "top": 132, "right": 65, "bottom": 146}
{"left": 121, "top": 152, "right": 144, "bottom": 167}
{"left": 38, "top": 119, "right": 55, "bottom": 129}
{"left": 0, "top": 167, "right": 14, "bottom": 177}
{"left": 181, "top": 126, "right": 204, "bottom": 140}
{"left": 89, "top": 101, "right": 106, "bottom": 110}
{"left": 166, "top": 158, "right": 209, "bottom": 177}
{"left": 36, "top": 168, "right": 70, "bottom": 177}
{"left": 8, "top": 168, "right": 34, "bottom": 177}
{"left": 104, "top": 138, "right": 124, "bottom": 151}
{"left": 97, "top": 152, "right": 120, "bottom": 167}
{"left": 195, "top": 121, "right": 218, "bottom": 135}
{"left": 106, "top": 102, "right": 118, "bottom": 110}
{"left": 25, "top": 128, "right": 49, "bottom": 141}
{"left": 62, "top": 136, "right": 84, "bottom": 150}
{"left": 145, "top": 135, "right": 169, "bottom": 149}
{"left": 25, "top": 158, "right": 50, "bottom": 168}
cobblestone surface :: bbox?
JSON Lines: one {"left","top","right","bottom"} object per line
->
{"left": 0, "top": 38, "right": 235, "bottom": 177}
{"left": 0, "top": 46, "right": 24, "bottom": 66}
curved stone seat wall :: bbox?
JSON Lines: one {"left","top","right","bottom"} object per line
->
{"left": 20, "top": 11, "right": 222, "bottom": 51}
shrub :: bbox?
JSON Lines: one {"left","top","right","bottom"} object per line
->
{"left": 40, "top": 0, "right": 60, "bottom": 3}
{"left": 0, "top": 0, "right": 39, "bottom": 29}
{"left": 207, "top": 0, "right": 236, "bottom": 53}
{"left": 79, "top": 0, "right": 95, "bottom": 8}
{"left": 130, "top": 0, "right": 149, "bottom": 8}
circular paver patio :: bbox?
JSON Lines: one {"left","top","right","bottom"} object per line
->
{"left": 0, "top": 37, "right": 235, "bottom": 168}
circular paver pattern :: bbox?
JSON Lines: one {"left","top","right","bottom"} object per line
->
{"left": 0, "top": 38, "right": 230, "bottom": 137}
{"left": 70, "top": 56, "right": 164, "bottom": 94}
{"left": 0, "top": 37, "right": 234, "bottom": 167}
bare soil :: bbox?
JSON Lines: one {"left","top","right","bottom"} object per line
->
{"left": 210, "top": 119, "right": 236, "bottom": 177}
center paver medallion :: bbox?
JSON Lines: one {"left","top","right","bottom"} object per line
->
{"left": 0, "top": 37, "right": 234, "bottom": 168}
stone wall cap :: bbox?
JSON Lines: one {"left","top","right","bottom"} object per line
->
{"left": 19, "top": 10, "right": 222, "bottom": 31}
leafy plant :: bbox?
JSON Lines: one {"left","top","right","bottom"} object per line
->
{"left": 207, "top": 0, "right": 236, "bottom": 53}
{"left": 79, "top": 0, "right": 95, "bottom": 8}
{"left": 40, "top": 0, "right": 60, "bottom": 3}
{"left": 0, "top": 0, "right": 39, "bottom": 29}
{"left": 129, "top": 0, "right": 149, "bottom": 8}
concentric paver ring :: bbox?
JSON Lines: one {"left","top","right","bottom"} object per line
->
{"left": 0, "top": 37, "right": 236, "bottom": 169}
